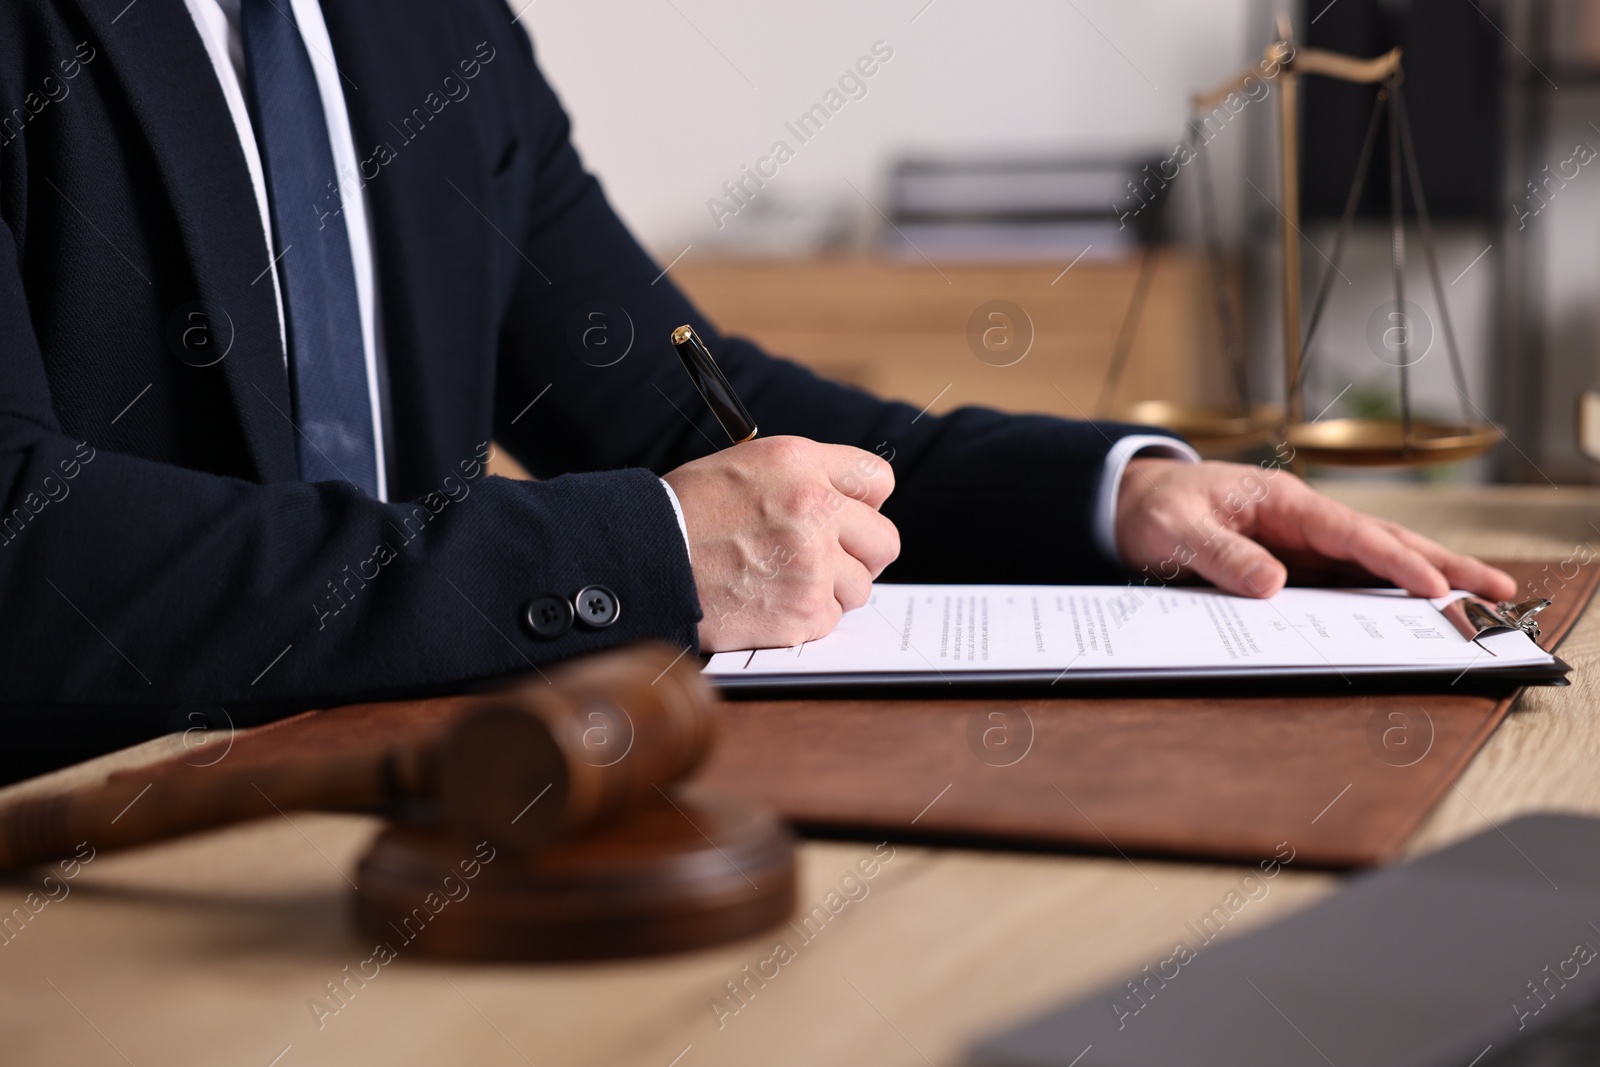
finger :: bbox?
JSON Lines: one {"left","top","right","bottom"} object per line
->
{"left": 832, "top": 552, "right": 876, "bottom": 615}
{"left": 819, "top": 444, "right": 894, "bottom": 509}
{"left": 1188, "top": 527, "right": 1288, "bottom": 598}
{"left": 807, "top": 594, "right": 845, "bottom": 643}
{"left": 1341, "top": 527, "right": 1448, "bottom": 597}
{"left": 836, "top": 499, "right": 901, "bottom": 577}
{"left": 1301, "top": 506, "right": 1450, "bottom": 598}
{"left": 1385, "top": 524, "right": 1519, "bottom": 601}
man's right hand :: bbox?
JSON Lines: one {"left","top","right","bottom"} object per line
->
{"left": 662, "top": 436, "right": 899, "bottom": 652}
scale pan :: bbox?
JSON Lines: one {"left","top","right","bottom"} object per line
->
{"left": 1284, "top": 418, "right": 1500, "bottom": 467}
{"left": 1118, "top": 401, "right": 1283, "bottom": 457}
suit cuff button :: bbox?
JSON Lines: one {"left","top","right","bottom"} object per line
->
{"left": 523, "top": 594, "right": 574, "bottom": 638}
{"left": 573, "top": 584, "right": 620, "bottom": 628}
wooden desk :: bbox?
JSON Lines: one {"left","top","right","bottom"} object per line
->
{"left": 4, "top": 484, "right": 1598, "bottom": 1067}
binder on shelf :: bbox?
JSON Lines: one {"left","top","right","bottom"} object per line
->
{"left": 878, "top": 155, "right": 1168, "bottom": 262}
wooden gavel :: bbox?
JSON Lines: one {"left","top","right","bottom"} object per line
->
{"left": 0, "top": 642, "right": 717, "bottom": 870}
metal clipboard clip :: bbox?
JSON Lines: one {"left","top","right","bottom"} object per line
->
{"left": 1444, "top": 596, "right": 1552, "bottom": 643}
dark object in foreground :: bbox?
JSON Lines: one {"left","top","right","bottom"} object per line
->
{"left": 969, "top": 813, "right": 1600, "bottom": 1067}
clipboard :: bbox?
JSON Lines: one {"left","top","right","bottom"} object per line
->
{"left": 704, "top": 587, "right": 1570, "bottom": 698}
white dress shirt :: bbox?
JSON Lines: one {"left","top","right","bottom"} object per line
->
{"left": 1093, "top": 434, "right": 1200, "bottom": 561}
{"left": 177, "top": 0, "right": 1194, "bottom": 565}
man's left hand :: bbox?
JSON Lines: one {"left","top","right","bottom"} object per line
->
{"left": 1114, "top": 458, "right": 1518, "bottom": 602}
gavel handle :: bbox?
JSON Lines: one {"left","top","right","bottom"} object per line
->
{"left": 0, "top": 750, "right": 399, "bottom": 871}
{"left": 0, "top": 642, "right": 717, "bottom": 869}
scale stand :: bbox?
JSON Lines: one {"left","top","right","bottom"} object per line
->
{"left": 1278, "top": 28, "right": 1499, "bottom": 466}
{"left": 1101, "top": 19, "right": 1501, "bottom": 468}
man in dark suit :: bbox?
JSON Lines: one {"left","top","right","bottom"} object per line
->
{"left": 0, "top": 0, "right": 1512, "bottom": 776}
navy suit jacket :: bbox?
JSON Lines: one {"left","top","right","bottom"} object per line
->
{"left": 0, "top": 0, "right": 1180, "bottom": 772}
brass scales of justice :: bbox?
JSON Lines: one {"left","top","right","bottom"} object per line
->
{"left": 1097, "top": 17, "right": 1501, "bottom": 467}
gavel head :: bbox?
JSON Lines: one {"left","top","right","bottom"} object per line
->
{"left": 431, "top": 642, "right": 718, "bottom": 852}
{"left": 358, "top": 642, "right": 795, "bottom": 963}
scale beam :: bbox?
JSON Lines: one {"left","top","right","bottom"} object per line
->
{"left": 1191, "top": 44, "right": 1402, "bottom": 113}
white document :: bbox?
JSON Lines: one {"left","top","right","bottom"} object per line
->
{"left": 703, "top": 584, "right": 1556, "bottom": 689}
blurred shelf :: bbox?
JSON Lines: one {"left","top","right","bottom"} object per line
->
{"left": 671, "top": 252, "right": 1230, "bottom": 425}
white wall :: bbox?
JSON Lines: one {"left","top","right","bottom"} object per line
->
{"left": 518, "top": 0, "right": 1261, "bottom": 252}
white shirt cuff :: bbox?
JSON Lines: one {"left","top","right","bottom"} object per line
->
{"left": 1094, "top": 434, "right": 1202, "bottom": 564}
{"left": 659, "top": 477, "right": 691, "bottom": 562}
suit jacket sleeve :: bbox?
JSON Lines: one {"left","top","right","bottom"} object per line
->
{"left": 489, "top": 30, "right": 1187, "bottom": 586}
{"left": 0, "top": 190, "right": 701, "bottom": 718}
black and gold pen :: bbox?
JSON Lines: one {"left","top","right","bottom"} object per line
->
{"left": 670, "top": 324, "right": 758, "bottom": 444}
